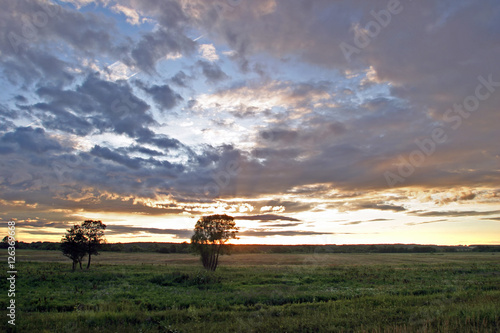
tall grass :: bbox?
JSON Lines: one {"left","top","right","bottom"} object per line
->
{"left": 1, "top": 253, "right": 499, "bottom": 332}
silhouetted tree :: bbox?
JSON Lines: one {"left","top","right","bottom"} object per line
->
{"left": 1, "top": 235, "right": 15, "bottom": 249}
{"left": 191, "top": 214, "right": 238, "bottom": 271}
{"left": 61, "top": 225, "right": 87, "bottom": 271}
{"left": 81, "top": 220, "right": 107, "bottom": 269}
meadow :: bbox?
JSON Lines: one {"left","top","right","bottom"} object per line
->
{"left": 1, "top": 250, "right": 499, "bottom": 332}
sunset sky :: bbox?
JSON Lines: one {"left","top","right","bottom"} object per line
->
{"left": 1, "top": 0, "right": 499, "bottom": 245}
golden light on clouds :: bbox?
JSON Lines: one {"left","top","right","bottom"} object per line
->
{"left": 0, "top": 0, "right": 499, "bottom": 245}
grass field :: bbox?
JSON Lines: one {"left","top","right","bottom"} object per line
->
{"left": 1, "top": 250, "right": 499, "bottom": 332}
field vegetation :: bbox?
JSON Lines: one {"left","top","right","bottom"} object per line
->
{"left": 1, "top": 250, "right": 499, "bottom": 332}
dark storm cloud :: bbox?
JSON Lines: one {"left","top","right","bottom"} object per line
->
{"left": 2, "top": 49, "right": 75, "bottom": 86}
{"left": 0, "top": 104, "right": 19, "bottom": 120}
{"left": 0, "top": 0, "right": 499, "bottom": 242}
{"left": 129, "top": 28, "right": 196, "bottom": 73}
{"left": 127, "top": 145, "right": 163, "bottom": 157}
{"left": 233, "top": 106, "right": 269, "bottom": 119}
{"left": 0, "top": 132, "right": 248, "bottom": 219}
{"left": 197, "top": 60, "right": 229, "bottom": 83}
{"left": 32, "top": 73, "right": 189, "bottom": 153}
{"left": 1, "top": 127, "right": 63, "bottom": 153}
{"left": 0, "top": 146, "right": 15, "bottom": 155}
{"left": 259, "top": 129, "right": 299, "bottom": 144}
{"left": 90, "top": 145, "right": 142, "bottom": 170}
{"left": 0, "top": 0, "right": 110, "bottom": 55}
{"left": 122, "top": 0, "right": 188, "bottom": 29}
{"left": 78, "top": 74, "right": 153, "bottom": 135}
{"left": 170, "top": 71, "right": 192, "bottom": 88}
{"left": 91, "top": 144, "right": 184, "bottom": 171}
{"left": 0, "top": 0, "right": 124, "bottom": 85}
{"left": 0, "top": 0, "right": 199, "bottom": 85}
{"left": 252, "top": 148, "right": 300, "bottom": 160}
{"left": 138, "top": 82, "right": 184, "bottom": 111}
{"left": 187, "top": 0, "right": 500, "bottom": 191}
{"left": 31, "top": 102, "right": 95, "bottom": 136}
{"left": 32, "top": 73, "right": 154, "bottom": 138}
{"left": 137, "top": 133, "right": 182, "bottom": 151}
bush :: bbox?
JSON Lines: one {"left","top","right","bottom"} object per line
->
{"left": 149, "top": 271, "right": 221, "bottom": 288}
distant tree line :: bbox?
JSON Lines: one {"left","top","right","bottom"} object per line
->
{"left": 101, "top": 242, "right": 192, "bottom": 253}
{"left": 3, "top": 239, "right": 499, "bottom": 253}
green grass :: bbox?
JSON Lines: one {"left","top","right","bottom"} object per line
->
{"left": 1, "top": 251, "right": 499, "bottom": 332}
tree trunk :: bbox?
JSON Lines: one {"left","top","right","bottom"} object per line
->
{"left": 79, "top": 259, "right": 82, "bottom": 270}
{"left": 72, "top": 260, "right": 76, "bottom": 272}
{"left": 87, "top": 253, "right": 91, "bottom": 269}
{"left": 214, "top": 243, "right": 221, "bottom": 271}
{"left": 207, "top": 244, "right": 216, "bottom": 271}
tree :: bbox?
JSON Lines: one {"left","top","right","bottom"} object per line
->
{"left": 61, "top": 225, "right": 87, "bottom": 271}
{"left": 81, "top": 220, "right": 107, "bottom": 269}
{"left": 60, "top": 220, "right": 107, "bottom": 271}
{"left": 191, "top": 214, "right": 238, "bottom": 271}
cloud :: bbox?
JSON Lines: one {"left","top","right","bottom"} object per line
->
{"left": 0, "top": 0, "right": 124, "bottom": 84}
{"left": 195, "top": 80, "right": 332, "bottom": 117}
{"left": 1, "top": 127, "right": 63, "bottom": 153}
{"left": 90, "top": 145, "right": 142, "bottom": 170}
{"left": 234, "top": 214, "right": 301, "bottom": 222}
{"left": 342, "top": 218, "right": 392, "bottom": 226}
{"left": 197, "top": 60, "right": 228, "bottom": 83}
{"left": 354, "top": 203, "right": 406, "bottom": 212}
{"left": 199, "top": 44, "right": 219, "bottom": 62}
{"left": 410, "top": 210, "right": 500, "bottom": 218}
{"left": 260, "top": 222, "right": 303, "bottom": 228}
{"left": 59, "top": 0, "right": 96, "bottom": 9}
{"left": 138, "top": 82, "right": 184, "bottom": 111}
{"left": 187, "top": 0, "right": 500, "bottom": 192}
{"left": 105, "top": 224, "right": 193, "bottom": 238}
{"left": 127, "top": 145, "right": 163, "bottom": 157}
{"left": 480, "top": 217, "right": 500, "bottom": 222}
{"left": 1, "top": 0, "right": 499, "bottom": 244}
{"left": 33, "top": 73, "right": 154, "bottom": 138}
{"left": 406, "top": 219, "right": 449, "bottom": 226}
{"left": 170, "top": 71, "right": 192, "bottom": 88}
{"left": 0, "top": 218, "right": 70, "bottom": 230}
{"left": 111, "top": 4, "right": 143, "bottom": 25}
{"left": 129, "top": 28, "right": 195, "bottom": 73}
{"left": 239, "top": 229, "right": 332, "bottom": 237}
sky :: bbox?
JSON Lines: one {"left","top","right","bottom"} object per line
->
{"left": 0, "top": 0, "right": 499, "bottom": 245}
